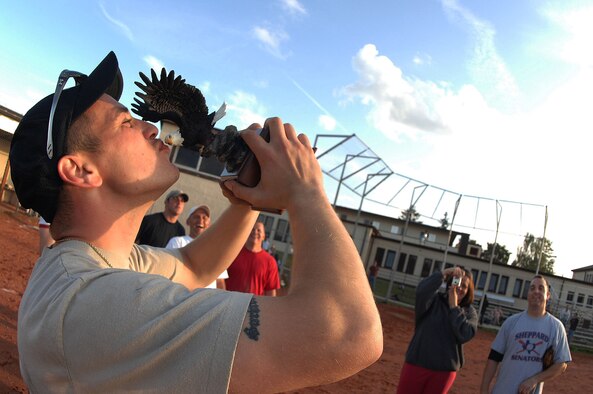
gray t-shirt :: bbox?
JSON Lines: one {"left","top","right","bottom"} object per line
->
{"left": 18, "top": 240, "right": 252, "bottom": 393}
{"left": 491, "top": 311, "right": 571, "bottom": 394}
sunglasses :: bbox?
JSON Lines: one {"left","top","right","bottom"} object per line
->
{"left": 46, "top": 70, "right": 87, "bottom": 159}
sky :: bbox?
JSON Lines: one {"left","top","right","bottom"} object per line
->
{"left": 1, "top": 0, "right": 592, "bottom": 278}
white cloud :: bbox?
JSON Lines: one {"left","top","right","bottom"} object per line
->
{"left": 441, "top": 0, "right": 519, "bottom": 110}
{"left": 318, "top": 114, "right": 336, "bottom": 131}
{"left": 543, "top": 4, "right": 593, "bottom": 67}
{"left": 226, "top": 90, "right": 267, "bottom": 128}
{"left": 252, "top": 26, "right": 289, "bottom": 59}
{"left": 99, "top": 3, "right": 134, "bottom": 42}
{"left": 281, "top": 0, "right": 307, "bottom": 16}
{"left": 143, "top": 55, "right": 164, "bottom": 72}
{"left": 413, "top": 52, "right": 432, "bottom": 66}
{"left": 341, "top": 44, "right": 464, "bottom": 140}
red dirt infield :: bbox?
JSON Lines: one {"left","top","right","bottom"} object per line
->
{"left": 1, "top": 204, "right": 592, "bottom": 393}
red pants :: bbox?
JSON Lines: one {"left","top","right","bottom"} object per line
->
{"left": 396, "top": 362, "right": 457, "bottom": 394}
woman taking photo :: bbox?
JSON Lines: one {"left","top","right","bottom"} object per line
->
{"left": 397, "top": 266, "right": 478, "bottom": 393}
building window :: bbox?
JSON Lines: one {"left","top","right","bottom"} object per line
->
{"left": 340, "top": 213, "right": 347, "bottom": 220}
{"left": 468, "top": 245, "right": 480, "bottom": 257}
{"left": 171, "top": 147, "right": 225, "bottom": 177}
{"left": 384, "top": 250, "right": 396, "bottom": 269}
{"left": 406, "top": 255, "right": 417, "bottom": 275}
{"left": 498, "top": 276, "right": 509, "bottom": 295}
{"left": 421, "top": 258, "right": 433, "bottom": 277}
{"left": 488, "top": 273, "right": 499, "bottom": 293}
{"left": 587, "top": 296, "right": 593, "bottom": 308}
{"left": 391, "top": 225, "right": 400, "bottom": 234}
{"left": 373, "top": 248, "right": 386, "bottom": 267}
{"left": 567, "top": 291, "right": 574, "bottom": 303}
{"left": 397, "top": 253, "right": 407, "bottom": 272}
{"left": 433, "top": 261, "right": 443, "bottom": 274}
{"left": 419, "top": 232, "right": 435, "bottom": 244}
{"left": 257, "top": 214, "right": 275, "bottom": 239}
{"left": 478, "top": 272, "right": 487, "bottom": 290}
{"left": 471, "top": 269, "right": 479, "bottom": 286}
{"left": 521, "top": 280, "right": 531, "bottom": 299}
{"left": 372, "top": 220, "right": 380, "bottom": 229}
{"left": 577, "top": 293, "right": 585, "bottom": 305}
{"left": 273, "top": 219, "right": 291, "bottom": 242}
{"left": 513, "top": 279, "right": 523, "bottom": 297}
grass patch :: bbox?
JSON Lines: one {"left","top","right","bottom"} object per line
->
{"left": 374, "top": 278, "right": 416, "bottom": 305}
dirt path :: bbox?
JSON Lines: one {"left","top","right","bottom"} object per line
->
{"left": 1, "top": 204, "right": 592, "bottom": 393}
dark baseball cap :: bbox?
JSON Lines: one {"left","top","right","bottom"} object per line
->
{"left": 9, "top": 52, "right": 123, "bottom": 222}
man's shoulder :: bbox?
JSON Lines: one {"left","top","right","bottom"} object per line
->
{"left": 260, "top": 250, "right": 276, "bottom": 262}
{"left": 143, "top": 212, "right": 164, "bottom": 222}
{"left": 501, "top": 311, "right": 525, "bottom": 327}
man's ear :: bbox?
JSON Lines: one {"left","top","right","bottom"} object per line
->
{"left": 57, "top": 154, "right": 102, "bottom": 188}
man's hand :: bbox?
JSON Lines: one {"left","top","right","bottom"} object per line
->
{"left": 223, "top": 117, "right": 323, "bottom": 212}
{"left": 518, "top": 377, "right": 538, "bottom": 394}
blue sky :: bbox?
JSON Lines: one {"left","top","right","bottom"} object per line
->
{"left": 1, "top": 0, "right": 592, "bottom": 277}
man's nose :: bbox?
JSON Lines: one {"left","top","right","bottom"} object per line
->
{"left": 141, "top": 120, "right": 159, "bottom": 140}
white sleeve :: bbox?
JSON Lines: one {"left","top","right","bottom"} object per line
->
{"left": 166, "top": 237, "right": 183, "bottom": 249}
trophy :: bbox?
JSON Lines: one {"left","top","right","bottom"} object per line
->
{"left": 131, "top": 68, "right": 267, "bottom": 187}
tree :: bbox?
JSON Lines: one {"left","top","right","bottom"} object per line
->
{"left": 512, "top": 233, "right": 555, "bottom": 274}
{"left": 399, "top": 206, "right": 422, "bottom": 223}
{"left": 439, "top": 212, "right": 450, "bottom": 229}
{"left": 482, "top": 242, "right": 511, "bottom": 265}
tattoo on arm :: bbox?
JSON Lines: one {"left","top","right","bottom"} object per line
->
{"left": 243, "top": 297, "right": 261, "bottom": 341}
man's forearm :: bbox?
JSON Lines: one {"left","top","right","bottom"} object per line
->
{"left": 480, "top": 359, "right": 499, "bottom": 394}
{"left": 287, "top": 192, "right": 380, "bottom": 334}
{"left": 519, "top": 362, "right": 567, "bottom": 392}
{"left": 181, "top": 204, "right": 258, "bottom": 282}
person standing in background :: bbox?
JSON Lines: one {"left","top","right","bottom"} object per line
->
{"left": 397, "top": 267, "right": 477, "bottom": 393}
{"left": 166, "top": 205, "right": 228, "bottom": 289}
{"left": 567, "top": 313, "right": 579, "bottom": 346}
{"left": 136, "top": 189, "right": 188, "bottom": 247}
{"left": 480, "top": 275, "right": 571, "bottom": 394}
{"left": 369, "top": 262, "right": 379, "bottom": 291}
{"left": 226, "top": 222, "right": 280, "bottom": 296}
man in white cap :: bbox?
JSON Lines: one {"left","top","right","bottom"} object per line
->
{"left": 166, "top": 205, "right": 228, "bottom": 289}
{"left": 136, "top": 189, "right": 188, "bottom": 247}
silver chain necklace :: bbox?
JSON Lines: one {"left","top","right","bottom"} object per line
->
{"left": 55, "top": 238, "right": 113, "bottom": 268}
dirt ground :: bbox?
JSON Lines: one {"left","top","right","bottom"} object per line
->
{"left": 1, "top": 203, "right": 593, "bottom": 393}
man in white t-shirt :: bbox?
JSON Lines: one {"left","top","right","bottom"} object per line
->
{"left": 480, "top": 275, "right": 571, "bottom": 393}
{"left": 166, "top": 205, "right": 228, "bottom": 289}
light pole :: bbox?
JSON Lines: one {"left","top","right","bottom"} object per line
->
{"left": 478, "top": 200, "right": 502, "bottom": 326}
{"left": 385, "top": 184, "right": 427, "bottom": 301}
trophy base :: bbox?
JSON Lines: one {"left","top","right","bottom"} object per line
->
{"left": 220, "top": 127, "right": 283, "bottom": 214}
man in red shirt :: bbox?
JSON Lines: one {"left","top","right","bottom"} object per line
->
{"left": 226, "top": 222, "right": 280, "bottom": 296}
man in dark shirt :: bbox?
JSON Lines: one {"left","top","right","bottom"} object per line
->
{"left": 568, "top": 314, "right": 579, "bottom": 345}
{"left": 136, "top": 189, "right": 188, "bottom": 247}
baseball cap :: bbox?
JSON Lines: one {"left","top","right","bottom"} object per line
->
{"left": 9, "top": 51, "right": 123, "bottom": 222}
{"left": 188, "top": 205, "right": 210, "bottom": 218}
{"left": 165, "top": 189, "right": 189, "bottom": 202}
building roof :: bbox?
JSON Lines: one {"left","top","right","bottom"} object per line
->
{"left": 0, "top": 104, "right": 23, "bottom": 121}
{"left": 572, "top": 264, "right": 593, "bottom": 273}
